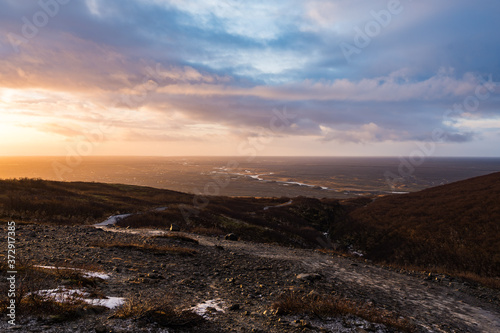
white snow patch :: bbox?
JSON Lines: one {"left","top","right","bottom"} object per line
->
{"left": 30, "top": 288, "right": 125, "bottom": 309}
{"left": 94, "top": 213, "right": 132, "bottom": 226}
{"left": 87, "top": 296, "right": 126, "bottom": 309}
{"left": 34, "top": 265, "right": 110, "bottom": 279}
{"left": 191, "top": 299, "right": 225, "bottom": 318}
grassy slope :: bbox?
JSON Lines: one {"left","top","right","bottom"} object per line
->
{"left": 0, "top": 178, "right": 338, "bottom": 248}
{"left": 0, "top": 178, "right": 193, "bottom": 224}
{"left": 332, "top": 172, "right": 500, "bottom": 277}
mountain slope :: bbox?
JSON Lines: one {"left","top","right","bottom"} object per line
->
{"left": 332, "top": 172, "right": 500, "bottom": 277}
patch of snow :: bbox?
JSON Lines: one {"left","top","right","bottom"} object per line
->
{"left": 29, "top": 287, "right": 125, "bottom": 309}
{"left": 31, "top": 288, "right": 86, "bottom": 303}
{"left": 190, "top": 299, "right": 225, "bottom": 318}
{"left": 34, "top": 265, "right": 111, "bottom": 279}
{"left": 249, "top": 174, "right": 264, "bottom": 181}
{"left": 94, "top": 213, "right": 132, "bottom": 226}
{"left": 86, "top": 296, "right": 125, "bottom": 309}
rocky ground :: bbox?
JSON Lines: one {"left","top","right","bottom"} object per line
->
{"left": 1, "top": 222, "right": 499, "bottom": 333}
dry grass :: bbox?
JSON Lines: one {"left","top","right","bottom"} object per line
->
{"left": 17, "top": 292, "right": 106, "bottom": 322}
{"left": 0, "top": 178, "right": 193, "bottom": 225}
{"left": 190, "top": 226, "right": 225, "bottom": 236}
{"left": 33, "top": 265, "right": 104, "bottom": 288}
{"left": 113, "top": 293, "right": 204, "bottom": 328}
{"left": 454, "top": 272, "right": 500, "bottom": 290}
{"left": 92, "top": 240, "right": 197, "bottom": 256}
{"left": 341, "top": 172, "right": 500, "bottom": 278}
{"left": 0, "top": 178, "right": 336, "bottom": 248}
{"left": 272, "top": 293, "right": 416, "bottom": 332}
{"left": 150, "top": 233, "right": 199, "bottom": 244}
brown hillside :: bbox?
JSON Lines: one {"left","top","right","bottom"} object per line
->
{"left": 333, "top": 172, "right": 500, "bottom": 277}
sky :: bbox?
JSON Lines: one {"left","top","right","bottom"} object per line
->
{"left": 0, "top": 0, "right": 499, "bottom": 157}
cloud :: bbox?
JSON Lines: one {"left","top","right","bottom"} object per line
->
{"left": 0, "top": 0, "right": 499, "bottom": 155}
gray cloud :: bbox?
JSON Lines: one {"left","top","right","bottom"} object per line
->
{"left": 0, "top": 0, "right": 499, "bottom": 152}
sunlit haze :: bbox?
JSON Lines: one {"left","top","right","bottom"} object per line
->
{"left": 1, "top": 0, "right": 499, "bottom": 156}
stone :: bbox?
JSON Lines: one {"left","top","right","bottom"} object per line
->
{"left": 94, "top": 326, "right": 109, "bottom": 333}
{"left": 225, "top": 233, "right": 239, "bottom": 241}
{"left": 229, "top": 304, "right": 240, "bottom": 311}
{"left": 170, "top": 224, "right": 181, "bottom": 231}
{"left": 297, "top": 273, "right": 322, "bottom": 282}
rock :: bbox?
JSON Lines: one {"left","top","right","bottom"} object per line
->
{"left": 297, "top": 273, "right": 322, "bottom": 282}
{"left": 94, "top": 326, "right": 109, "bottom": 333}
{"left": 225, "top": 233, "right": 239, "bottom": 241}
{"left": 170, "top": 224, "right": 181, "bottom": 231}
{"left": 229, "top": 304, "right": 240, "bottom": 311}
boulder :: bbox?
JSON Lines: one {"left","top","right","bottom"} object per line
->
{"left": 225, "top": 233, "right": 239, "bottom": 241}
{"left": 297, "top": 273, "right": 322, "bottom": 282}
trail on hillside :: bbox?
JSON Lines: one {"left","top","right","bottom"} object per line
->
{"left": 93, "top": 217, "right": 500, "bottom": 333}
{"left": 196, "top": 235, "right": 500, "bottom": 333}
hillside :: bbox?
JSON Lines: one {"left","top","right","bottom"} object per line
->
{"left": 331, "top": 172, "right": 500, "bottom": 278}
{"left": 0, "top": 178, "right": 339, "bottom": 248}
{"left": 2, "top": 176, "right": 499, "bottom": 280}
{"left": 1, "top": 177, "right": 500, "bottom": 332}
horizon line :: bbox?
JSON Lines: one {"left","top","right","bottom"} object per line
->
{"left": 1, "top": 155, "right": 499, "bottom": 159}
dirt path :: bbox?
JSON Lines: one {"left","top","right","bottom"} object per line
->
{"left": 4, "top": 223, "right": 500, "bottom": 332}
{"left": 89, "top": 220, "right": 500, "bottom": 332}
{"left": 92, "top": 221, "right": 500, "bottom": 332}
{"left": 195, "top": 234, "right": 500, "bottom": 333}
{"left": 263, "top": 199, "right": 293, "bottom": 210}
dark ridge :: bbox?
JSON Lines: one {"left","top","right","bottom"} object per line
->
{"left": 331, "top": 172, "right": 500, "bottom": 277}
{"left": 0, "top": 178, "right": 337, "bottom": 248}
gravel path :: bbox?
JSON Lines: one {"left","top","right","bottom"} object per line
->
{"left": 1, "top": 223, "right": 499, "bottom": 332}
